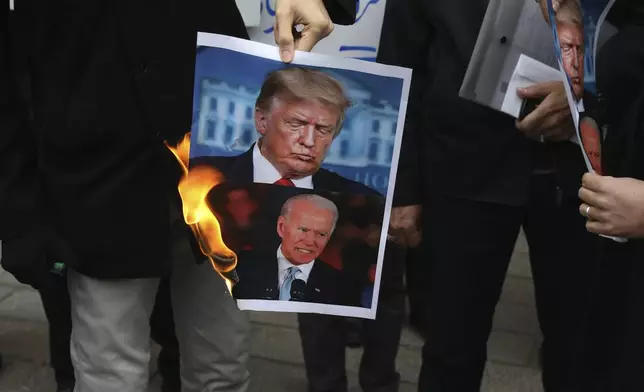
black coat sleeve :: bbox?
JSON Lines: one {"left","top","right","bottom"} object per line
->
{"left": 0, "top": 9, "right": 40, "bottom": 241}
{"left": 0, "top": 8, "right": 58, "bottom": 288}
{"left": 324, "top": 0, "right": 357, "bottom": 25}
{"left": 376, "top": 0, "right": 433, "bottom": 207}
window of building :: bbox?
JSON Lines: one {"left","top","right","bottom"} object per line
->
{"left": 241, "top": 126, "right": 254, "bottom": 146}
{"left": 387, "top": 143, "right": 394, "bottom": 163}
{"left": 245, "top": 106, "right": 253, "bottom": 119}
{"left": 368, "top": 141, "right": 379, "bottom": 161}
{"left": 371, "top": 120, "right": 380, "bottom": 134}
{"left": 340, "top": 139, "right": 350, "bottom": 158}
{"left": 228, "top": 101, "right": 235, "bottom": 115}
{"left": 210, "top": 98, "right": 218, "bottom": 112}
{"left": 206, "top": 120, "right": 217, "bottom": 140}
{"left": 224, "top": 124, "right": 235, "bottom": 144}
{"left": 391, "top": 122, "right": 397, "bottom": 136}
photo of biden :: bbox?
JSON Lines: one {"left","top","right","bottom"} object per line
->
{"left": 191, "top": 66, "right": 378, "bottom": 196}
{"left": 232, "top": 194, "right": 349, "bottom": 304}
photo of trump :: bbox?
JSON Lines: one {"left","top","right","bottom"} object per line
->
{"left": 233, "top": 194, "right": 350, "bottom": 304}
{"left": 540, "top": 0, "right": 585, "bottom": 102}
{"left": 192, "top": 66, "right": 377, "bottom": 196}
{"left": 555, "top": 0, "right": 585, "bottom": 101}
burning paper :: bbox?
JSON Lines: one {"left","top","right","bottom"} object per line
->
{"left": 167, "top": 133, "right": 239, "bottom": 293}
{"left": 181, "top": 33, "right": 412, "bottom": 320}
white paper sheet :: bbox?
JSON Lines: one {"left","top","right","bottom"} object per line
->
{"left": 192, "top": 33, "right": 412, "bottom": 319}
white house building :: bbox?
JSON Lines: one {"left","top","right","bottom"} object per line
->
{"left": 584, "top": 18, "right": 596, "bottom": 86}
{"left": 195, "top": 71, "right": 399, "bottom": 168}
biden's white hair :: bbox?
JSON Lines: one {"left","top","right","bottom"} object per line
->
{"left": 280, "top": 194, "right": 339, "bottom": 232}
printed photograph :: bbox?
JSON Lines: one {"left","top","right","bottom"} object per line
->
{"left": 186, "top": 33, "right": 412, "bottom": 318}
{"left": 545, "top": 0, "right": 586, "bottom": 105}
{"left": 543, "top": 0, "right": 615, "bottom": 173}
{"left": 542, "top": 0, "right": 615, "bottom": 102}
{"left": 207, "top": 183, "right": 385, "bottom": 315}
{"left": 190, "top": 34, "right": 409, "bottom": 197}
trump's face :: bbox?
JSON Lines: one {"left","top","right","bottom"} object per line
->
{"left": 277, "top": 200, "right": 335, "bottom": 265}
{"left": 256, "top": 99, "right": 339, "bottom": 179}
{"left": 558, "top": 22, "right": 584, "bottom": 100}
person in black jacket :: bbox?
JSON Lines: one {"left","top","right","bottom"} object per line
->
{"left": 0, "top": 1, "right": 356, "bottom": 391}
{"left": 574, "top": 2, "right": 644, "bottom": 391}
{"left": 378, "top": 0, "right": 600, "bottom": 391}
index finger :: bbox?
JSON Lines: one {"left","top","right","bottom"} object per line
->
{"left": 274, "top": 10, "right": 295, "bottom": 62}
{"left": 581, "top": 172, "right": 606, "bottom": 192}
{"left": 517, "top": 94, "right": 552, "bottom": 133}
{"left": 517, "top": 81, "right": 558, "bottom": 99}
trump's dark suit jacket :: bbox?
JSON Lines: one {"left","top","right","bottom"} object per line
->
{"left": 232, "top": 247, "right": 350, "bottom": 306}
{"left": 191, "top": 145, "right": 380, "bottom": 196}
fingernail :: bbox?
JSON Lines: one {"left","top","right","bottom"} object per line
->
{"left": 281, "top": 49, "right": 292, "bottom": 63}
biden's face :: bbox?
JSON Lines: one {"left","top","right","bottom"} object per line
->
{"left": 256, "top": 99, "right": 339, "bottom": 179}
{"left": 277, "top": 200, "right": 335, "bottom": 265}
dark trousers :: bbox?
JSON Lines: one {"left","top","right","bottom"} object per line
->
{"left": 150, "top": 279, "right": 181, "bottom": 388}
{"left": 38, "top": 275, "right": 75, "bottom": 388}
{"left": 576, "top": 239, "right": 644, "bottom": 392}
{"left": 416, "top": 173, "right": 598, "bottom": 392}
{"left": 405, "top": 246, "right": 425, "bottom": 335}
{"left": 298, "top": 245, "right": 407, "bottom": 392}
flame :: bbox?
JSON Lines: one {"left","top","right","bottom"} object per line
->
{"left": 166, "top": 133, "right": 238, "bottom": 294}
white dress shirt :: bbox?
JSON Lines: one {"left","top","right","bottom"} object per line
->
{"left": 277, "top": 246, "right": 314, "bottom": 288}
{"left": 252, "top": 142, "right": 314, "bottom": 189}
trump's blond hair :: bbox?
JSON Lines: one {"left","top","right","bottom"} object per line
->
{"left": 255, "top": 67, "right": 352, "bottom": 135}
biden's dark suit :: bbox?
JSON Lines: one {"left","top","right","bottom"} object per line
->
{"left": 232, "top": 248, "right": 350, "bottom": 305}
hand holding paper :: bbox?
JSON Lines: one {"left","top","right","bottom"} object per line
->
{"left": 579, "top": 173, "right": 644, "bottom": 239}
{"left": 274, "top": 0, "right": 334, "bottom": 62}
{"left": 389, "top": 205, "right": 422, "bottom": 248}
{"left": 516, "top": 81, "right": 575, "bottom": 141}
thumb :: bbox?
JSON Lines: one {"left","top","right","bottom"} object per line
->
{"left": 274, "top": 11, "right": 295, "bottom": 62}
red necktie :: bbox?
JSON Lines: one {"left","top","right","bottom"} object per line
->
{"left": 274, "top": 178, "right": 295, "bottom": 187}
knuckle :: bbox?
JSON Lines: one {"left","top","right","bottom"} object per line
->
{"left": 275, "top": 9, "right": 290, "bottom": 19}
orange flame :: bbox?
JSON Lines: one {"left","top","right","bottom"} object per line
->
{"left": 166, "top": 133, "right": 237, "bottom": 294}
